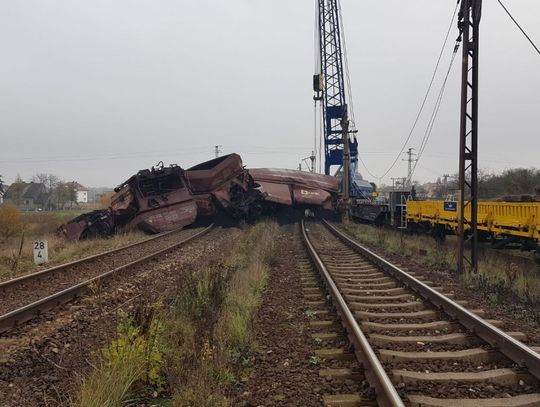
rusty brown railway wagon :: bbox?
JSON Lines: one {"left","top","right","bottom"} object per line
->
{"left": 59, "top": 154, "right": 342, "bottom": 240}
{"left": 250, "top": 168, "right": 341, "bottom": 210}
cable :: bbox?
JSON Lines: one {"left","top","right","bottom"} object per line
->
{"left": 336, "top": 1, "right": 356, "bottom": 130}
{"left": 497, "top": 0, "right": 540, "bottom": 57}
{"left": 375, "top": 0, "right": 460, "bottom": 180}
{"left": 314, "top": 0, "right": 321, "bottom": 73}
{"left": 357, "top": 155, "right": 381, "bottom": 180}
{"left": 410, "top": 41, "right": 461, "bottom": 179}
{"left": 337, "top": 0, "right": 380, "bottom": 180}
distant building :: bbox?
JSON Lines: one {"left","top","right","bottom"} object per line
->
{"left": 3, "top": 182, "right": 48, "bottom": 211}
{"left": 72, "top": 182, "right": 89, "bottom": 204}
{"left": 89, "top": 187, "right": 114, "bottom": 203}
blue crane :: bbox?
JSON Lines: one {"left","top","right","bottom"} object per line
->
{"left": 313, "top": 0, "right": 373, "bottom": 199}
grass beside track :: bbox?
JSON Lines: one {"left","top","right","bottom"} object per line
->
{"left": 341, "top": 222, "right": 540, "bottom": 317}
{"left": 75, "top": 221, "right": 278, "bottom": 407}
{"left": 0, "top": 212, "right": 147, "bottom": 281}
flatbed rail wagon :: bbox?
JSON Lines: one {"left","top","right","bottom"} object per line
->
{"left": 406, "top": 200, "right": 540, "bottom": 262}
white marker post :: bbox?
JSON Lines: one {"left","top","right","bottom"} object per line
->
{"left": 33, "top": 240, "right": 49, "bottom": 265}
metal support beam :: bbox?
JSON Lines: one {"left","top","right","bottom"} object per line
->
{"left": 457, "top": 0, "right": 482, "bottom": 274}
{"left": 316, "top": 0, "right": 358, "bottom": 177}
{"left": 342, "top": 115, "right": 350, "bottom": 222}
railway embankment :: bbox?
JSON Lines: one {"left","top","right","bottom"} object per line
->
{"left": 0, "top": 211, "right": 148, "bottom": 282}
{"left": 76, "top": 222, "right": 279, "bottom": 406}
{"left": 0, "top": 226, "right": 240, "bottom": 406}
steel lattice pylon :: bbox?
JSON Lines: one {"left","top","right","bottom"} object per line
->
{"left": 457, "top": 0, "right": 482, "bottom": 274}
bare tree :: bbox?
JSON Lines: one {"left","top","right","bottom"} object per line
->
{"left": 10, "top": 174, "right": 26, "bottom": 206}
{"left": 66, "top": 182, "right": 78, "bottom": 208}
{"left": 32, "top": 173, "right": 60, "bottom": 192}
{"left": 31, "top": 173, "right": 48, "bottom": 186}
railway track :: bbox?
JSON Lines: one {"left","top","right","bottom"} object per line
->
{"left": 0, "top": 225, "right": 212, "bottom": 334}
{"left": 301, "top": 220, "right": 540, "bottom": 406}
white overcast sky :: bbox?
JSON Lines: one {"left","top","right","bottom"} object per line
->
{"left": 0, "top": 0, "right": 538, "bottom": 187}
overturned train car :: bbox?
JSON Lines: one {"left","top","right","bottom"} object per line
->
{"left": 59, "top": 154, "right": 341, "bottom": 240}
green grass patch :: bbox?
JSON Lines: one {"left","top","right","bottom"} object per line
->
{"left": 75, "top": 221, "right": 278, "bottom": 407}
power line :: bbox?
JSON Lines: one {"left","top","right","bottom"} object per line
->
{"left": 357, "top": 155, "right": 381, "bottom": 180}
{"left": 410, "top": 40, "right": 461, "bottom": 179}
{"left": 373, "top": 0, "right": 461, "bottom": 181}
{"left": 336, "top": 1, "right": 356, "bottom": 130}
{"left": 497, "top": 0, "right": 540, "bottom": 57}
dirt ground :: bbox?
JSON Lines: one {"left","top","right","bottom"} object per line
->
{"left": 231, "top": 225, "right": 368, "bottom": 407}
{"left": 0, "top": 226, "right": 242, "bottom": 406}
{"left": 3, "top": 221, "right": 539, "bottom": 406}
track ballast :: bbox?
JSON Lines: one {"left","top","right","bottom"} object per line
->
{"left": 301, "top": 220, "right": 540, "bottom": 406}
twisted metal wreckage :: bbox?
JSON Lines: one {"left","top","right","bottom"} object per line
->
{"left": 59, "top": 154, "right": 341, "bottom": 240}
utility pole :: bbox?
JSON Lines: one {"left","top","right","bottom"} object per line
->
{"left": 443, "top": 174, "right": 450, "bottom": 197}
{"left": 302, "top": 151, "right": 317, "bottom": 173}
{"left": 403, "top": 148, "right": 417, "bottom": 188}
{"left": 214, "top": 145, "right": 223, "bottom": 158}
{"left": 457, "top": 0, "right": 482, "bottom": 274}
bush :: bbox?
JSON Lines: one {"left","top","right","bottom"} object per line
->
{"left": 0, "top": 205, "right": 25, "bottom": 243}
{"left": 22, "top": 212, "right": 65, "bottom": 236}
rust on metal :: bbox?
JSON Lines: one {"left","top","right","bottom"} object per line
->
{"left": 60, "top": 154, "right": 342, "bottom": 240}
{"left": 250, "top": 168, "right": 340, "bottom": 210}
{"left": 185, "top": 153, "right": 246, "bottom": 193}
{"left": 250, "top": 168, "right": 341, "bottom": 192}
{"left": 255, "top": 181, "right": 293, "bottom": 206}
{"left": 60, "top": 154, "right": 263, "bottom": 240}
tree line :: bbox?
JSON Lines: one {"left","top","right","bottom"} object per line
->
{"left": 421, "top": 168, "right": 540, "bottom": 199}
{"left": 5, "top": 173, "right": 80, "bottom": 210}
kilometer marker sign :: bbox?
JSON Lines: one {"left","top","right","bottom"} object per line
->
{"left": 33, "top": 240, "right": 49, "bottom": 265}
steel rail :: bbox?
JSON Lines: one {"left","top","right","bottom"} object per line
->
{"left": 323, "top": 220, "right": 540, "bottom": 380}
{"left": 301, "top": 220, "right": 405, "bottom": 407}
{"left": 0, "top": 225, "right": 213, "bottom": 334}
{"left": 0, "top": 227, "right": 185, "bottom": 289}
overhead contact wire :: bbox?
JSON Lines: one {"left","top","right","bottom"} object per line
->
{"left": 497, "top": 0, "right": 540, "bottom": 57}
{"left": 375, "top": 0, "right": 460, "bottom": 181}
{"left": 411, "top": 41, "right": 461, "bottom": 178}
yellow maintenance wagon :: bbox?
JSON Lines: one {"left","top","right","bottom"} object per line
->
{"left": 406, "top": 200, "right": 540, "bottom": 262}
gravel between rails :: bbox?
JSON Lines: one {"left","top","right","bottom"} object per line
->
{"left": 0, "top": 227, "right": 204, "bottom": 316}
{"left": 306, "top": 222, "right": 540, "bottom": 401}
{"left": 0, "top": 226, "right": 242, "bottom": 406}
{"left": 232, "top": 225, "right": 372, "bottom": 406}
{"left": 334, "top": 223, "right": 540, "bottom": 345}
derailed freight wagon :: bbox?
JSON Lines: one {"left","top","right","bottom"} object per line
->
{"left": 59, "top": 154, "right": 342, "bottom": 240}
{"left": 250, "top": 168, "right": 340, "bottom": 211}
{"left": 59, "top": 154, "right": 261, "bottom": 240}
